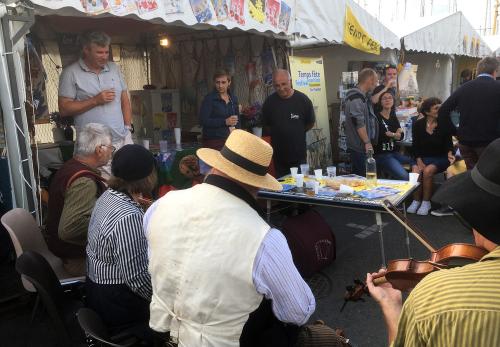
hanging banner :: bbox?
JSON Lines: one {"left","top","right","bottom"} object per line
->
{"left": 289, "top": 56, "right": 330, "bottom": 152}
{"left": 343, "top": 6, "right": 380, "bottom": 55}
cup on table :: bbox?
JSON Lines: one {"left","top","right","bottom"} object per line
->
{"left": 314, "top": 169, "right": 323, "bottom": 180}
{"left": 409, "top": 172, "right": 419, "bottom": 184}
{"left": 313, "top": 181, "right": 320, "bottom": 194}
{"left": 327, "top": 166, "right": 337, "bottom": 178}
{"left": 290, "top": 167, "right": 298, "bottom": 177}
{"left": 300, "top": 164, "right": 310, "bottom": 176}
{"left": 295, "top": 174, "right": 304, "bottom": 188}
{"left": 159, "top": 140, "right": 168, "bottom": 153}
{"left": 142, "top": 139, "right": 150, "bottom": 150}
{"left": 174, "top": 127, "right": 181, "bottom": 145}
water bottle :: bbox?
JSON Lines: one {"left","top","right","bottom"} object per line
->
{"left": 366, "top": 149, "right": 377, "bottom": 189}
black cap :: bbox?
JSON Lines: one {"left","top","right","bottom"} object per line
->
{"left": 111, "top": 144, "right": 155, "bottom": 181}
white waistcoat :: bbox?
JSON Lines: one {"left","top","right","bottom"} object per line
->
{"left": 147, "top": 183, "right": 270, "bottom": 347}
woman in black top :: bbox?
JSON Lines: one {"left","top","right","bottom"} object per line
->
{"left": 374, "top": 91, "right": 414, "bottom": 180}
{"left": 407, "top": 97, "right": 454, "bottom": 215}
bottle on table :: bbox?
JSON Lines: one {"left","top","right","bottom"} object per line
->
{"left": 366, "top": 149, "right": 377, "bottom": 189}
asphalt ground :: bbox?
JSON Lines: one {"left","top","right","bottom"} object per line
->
{"left": 0, "top": 205, "right": 473, "bottom": 346}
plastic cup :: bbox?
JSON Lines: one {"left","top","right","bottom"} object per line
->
{"left": 409, "top": 172, "right": 419, "bottom": 184}
{"left": 295, "top": 174, "right": 304, "bottom": 188}
{"left": 314, "top": 169, "right": 323, "bottom": 180}
{"left": 290, "top": 167, "right": 298, "bottom": 177}
{"left": 313, "top": 181, "right": 320, "bottom": 194}
{"left": 159, "top": 140, "right": 168, "bottom": 153}
{"left": 300, "top": 164, "right": 310, "bottom": 175}
{"left": 327, "top": 166, "right": 337, "bottom": 178}
{"left": 142, "top": 139, "right": 150, "bottom": 150}
{"left": 174, "top": 127, "right": 181, "bottom": 145}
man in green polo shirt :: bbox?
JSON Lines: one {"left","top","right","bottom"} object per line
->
{"left": 367, "top": 138, "right": 500, "bottom": 347}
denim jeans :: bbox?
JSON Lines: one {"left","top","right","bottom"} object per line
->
{"left": 375, "top": 152, "right": 414, "bottom": 181}
{"left": 348, "top": 150, "right": 366, "bottom": 176}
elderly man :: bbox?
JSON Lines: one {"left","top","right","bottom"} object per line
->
{"left": 45, "top": 123, "right": 112, "bottom": 276}
{"left": 58, "top": 30, "right": 133, "bottom": 178}
{"left": 262, "top": 69, "right": 315, "bottom": 178}
{"left": 367, "top": 138, "right": 500, "bottom": 347}
{"left": 145, "top": 130, "right": 315, "bottom": 347}
{"left": 344, "top": 68, "right": 379, "bottom": 176}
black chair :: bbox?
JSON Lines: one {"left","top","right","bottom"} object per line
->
{"left": 77, "top": 307, "right": 140, "bottom": 347}
{"left": 15, "top": 250, "right": 83, "bottom": 346}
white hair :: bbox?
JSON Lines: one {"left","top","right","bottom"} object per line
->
{"left": 273, "top": 69, "right": 292, "bottom": 81}
{"left": 74, "top": 123, "right": 112, "bottom": 156}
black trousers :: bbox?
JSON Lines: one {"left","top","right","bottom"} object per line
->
{"left": 240, "top": 299, "right": 299, "bottom": 347}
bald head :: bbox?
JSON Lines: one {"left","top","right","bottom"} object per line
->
{"left": 272, "top": 69, "right": 294, "bottom": 99}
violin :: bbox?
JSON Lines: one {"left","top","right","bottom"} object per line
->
{"left": 342, "top": 200, "right": 487, "bottom": 308}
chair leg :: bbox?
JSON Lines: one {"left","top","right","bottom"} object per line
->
{"left": 30, "top": 293, "right": 40, "bottom": 324}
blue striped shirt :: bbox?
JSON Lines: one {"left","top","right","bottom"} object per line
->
{"left": 87, "top": 189, "right": 152, "bottom": 300}
{"left": 143, "top": 200, "right": 315, "bottom": 325}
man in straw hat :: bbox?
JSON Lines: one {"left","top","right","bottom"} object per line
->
{"left": 366, "top": 138, "right": 500, "bottom": 347}
{"left": 145, "top": 130, "right": 315, "bottom": 346}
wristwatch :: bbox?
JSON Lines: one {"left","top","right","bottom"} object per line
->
{"left": 125, "top": 124, "right": 134, "bottom": 134}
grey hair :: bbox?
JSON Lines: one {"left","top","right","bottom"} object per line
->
{"left": 273, "top": 69, "right": 292, "bottom": 81}
{"left": 74, "top": 123, "right": 112, "bottom": 156}
{"left": 79, "top": 31, "right": 111, "bottom": 49}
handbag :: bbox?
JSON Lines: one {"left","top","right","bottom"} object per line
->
{"left": 295, "top": 320, "right": 351, "bottom": 347}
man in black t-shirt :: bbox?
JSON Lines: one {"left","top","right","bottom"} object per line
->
{"left": 371, "top": 65, "right": 397, "bottom": 113}
{"left": 262, "top": 69, "right": 315, "bottom": 178}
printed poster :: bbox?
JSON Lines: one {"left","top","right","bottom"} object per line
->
{"left": 261, "top": 48, "right": 275, "bottom": 86}
{"left": 136, "top": 0, "right": 159, "bottom": 13}
{"left": 278, "top": 1, "right": 291, "bottom": 31}
{"left": 289, "top": 56, "right": 330, "bottom": 148}
{"left": 265, "top": 0, "right": 280, "bottom": 27}
{"left": 109, "top": 0, "right": 137, "bottom": 15}
{"left": 190, "top": 0, "right": 213, "bottom": 23}
{"left": 229, "top": 0, "right": 245, "bottom": 25}
{"left": 343, "top": 6, "right": 380, "bottom": 55}
{"left": 164, "top": 0, "right": 183, "bottom": 14}
{"left": 210, "top": 0, "right": 229, "bottom": 20}
{"left": 161, "top": 92, "right": 173, "bottom": 112}
{"left": 81, "top": 0, "right": 110, "bottom": 15}
{"left": 249, "top": 0, "right": 265, "bottom": 23}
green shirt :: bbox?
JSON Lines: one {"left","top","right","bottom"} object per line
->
{"left": 58, "top": 176, "right": 98, "bottom": 246}
{"left": 392, "top": 247, "right": 500, "bottom": 347}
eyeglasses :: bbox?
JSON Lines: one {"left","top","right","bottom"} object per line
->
{"left": 100, "top": 144, "right": 116, "bottom": 154}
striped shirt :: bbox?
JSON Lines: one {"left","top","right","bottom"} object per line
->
{"left": 87, "top": 189, "right": 152, "bottom": 300}
{"left": 392, "top": 247, "right": 500, "bottom": 347}
{"left": 143, "top": 200, "right": 315, "bottom": 326}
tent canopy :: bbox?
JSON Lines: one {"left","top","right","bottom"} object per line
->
{"left": 402, "top": 12, "right": 491, "bottom": 57}
{"left": 292, "top": 0, "right": 400, "bottom": 50}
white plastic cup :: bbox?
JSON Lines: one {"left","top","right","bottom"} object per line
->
{"left": 295, "top": 174, "right": 304, "bottom": 188}
{"left": 159, "top": 140, "right": 168, "bottom": 153}
{"left": 313, "top": 181, "right": 320, "bottom": 194}
{"left": 142, "top": 139, "right": 150, "bottom": 150}
{"left": 290, "top": 167, "right": 298, "bottom": 177}
{"left": 174, "top": 127, "right": 181, "bottom": 145}
{"left": 300, "top": 163, "right": 310, "bottom": 175}
{"left": 409, "top": 172, "right": 419, "bottom": 184}
{"left": 327, "top": 166, "right": 337, "bottom": 178}
{"left": 314, "top": 169, "right": 323, "bottom": 180}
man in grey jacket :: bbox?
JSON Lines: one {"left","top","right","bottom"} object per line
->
{"left": 344, "top": 68, "right": 379, "bottom": 176}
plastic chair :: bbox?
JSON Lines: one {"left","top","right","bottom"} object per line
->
{"left": 77, "top": 308, "right": 139, "bottom": 347}
{"left": 15, "top": 251, "right": 83, "bottom": 347}
{"left": 1, "top": 208, "right": 84, "bottom": 292}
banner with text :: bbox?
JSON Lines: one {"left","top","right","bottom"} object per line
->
{"left": 343, "top": 6, "right": 380, "bottom": 55}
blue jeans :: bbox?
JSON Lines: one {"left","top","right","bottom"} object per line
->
{"left": 348, "top": 150, "right": 366, "bottom": 176}
{"left": 375, "top": 152, "right": 414, "bottom": 181}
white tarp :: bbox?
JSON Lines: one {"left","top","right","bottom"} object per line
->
{"left": 403, "top": 12, "right": 491, "bottom": 57}
{"left": 292, "top": 0, "right": 400, "bottom": 50}
{"left": 29, "top": 0, "right": 295, "bottom": 37}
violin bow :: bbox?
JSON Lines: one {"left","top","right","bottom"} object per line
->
{"left": 382, "top": 199, "right": 436, "bottom": 253}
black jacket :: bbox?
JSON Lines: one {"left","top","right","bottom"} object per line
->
{"left": 438, "top": 76, "right": 500, "bottom": 147}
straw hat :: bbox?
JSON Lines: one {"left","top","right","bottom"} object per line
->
{"left": 197, "top": 130, "right": 282, "bottom": 191}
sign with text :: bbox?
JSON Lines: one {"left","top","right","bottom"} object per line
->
{"left": 343, "top": 6, "right": 380, "bottom": 55}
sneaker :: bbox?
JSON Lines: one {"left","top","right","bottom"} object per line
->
{"left": 406, "top": 200, "right": 421, "bottom": 214}
{"left": 417, "top": 201, "right": 432, "bottom": 215}
{"left": 431, "top": 206, "right": 454, "bottom": 217}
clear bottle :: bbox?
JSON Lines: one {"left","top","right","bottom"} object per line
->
{"left": 366, "top": 149, "right": 377, "bottom": 189}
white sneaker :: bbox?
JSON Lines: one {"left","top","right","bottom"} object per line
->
{"left": 407, "top": 200, "right": 421, "bottom": 214}
{"left": 417, "top": 201, "right": 432, "bottom": 216}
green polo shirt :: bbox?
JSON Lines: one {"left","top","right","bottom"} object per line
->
{"left": 392, "top": 247, "right": 500, "bottom": 347}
